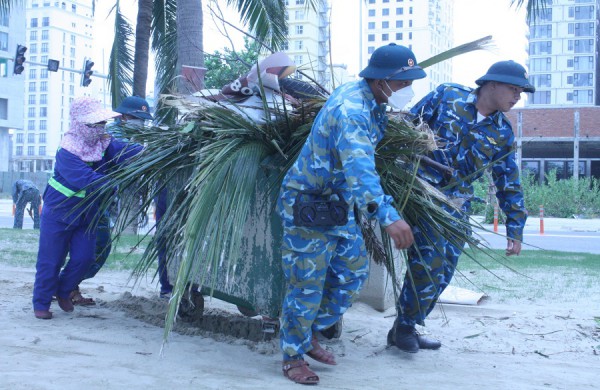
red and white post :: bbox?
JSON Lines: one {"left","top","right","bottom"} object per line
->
{"left": 539, "top": 205, "right": 545, "bottom": 235}
{"left": 493, "top": 203, "right": 499, "bottom": 233}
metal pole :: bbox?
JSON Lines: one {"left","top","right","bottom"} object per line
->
{"left": 573, "top": 110, "right": 580, "bottom": 182}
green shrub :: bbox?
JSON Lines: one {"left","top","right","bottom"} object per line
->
{"left": 469, "top": 169, "right": 600, "bottom": 219}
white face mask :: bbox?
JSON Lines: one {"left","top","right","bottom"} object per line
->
{"left": 384, "top": 82, "right": 414, "bottom": 110}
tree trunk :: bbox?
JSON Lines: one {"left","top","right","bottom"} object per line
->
{"left": 176, "top": 0, "right": 204, "bottom": 93}
{"left": 133, "top": 0, "right": 153, "bottom": 97}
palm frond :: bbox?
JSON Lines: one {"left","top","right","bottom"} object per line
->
{"left": 108, "top": 0, "right": 134, "bottom": 107}
{"left": 510, "top": 0, "right": 549, "bottom": 23}
{"left": 419, "top": 35, "right": 494, "bottom": 70}
{"left": 227, "top": 0, "right": 288, "bottom": 51}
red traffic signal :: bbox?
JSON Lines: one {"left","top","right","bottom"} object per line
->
{"left": 13, "top": 44, "right": 27, "bottom": 75}
{"left": 81, "top": 59, "right": 94, "bottom": 87}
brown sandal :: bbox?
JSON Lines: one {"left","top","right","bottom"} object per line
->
{"left": 70, "top": 290, "right": 96, "bottom": 306}
{"left": 282, "top": 360, "right": 319, "bottom": 385}
{"left": 306, "top": 338, "right": 337, "bottom": 365}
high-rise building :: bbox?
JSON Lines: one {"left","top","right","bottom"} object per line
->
{"left": 526, "top": 0, "right": 599, "bottom": 106}
{"left": 14, "top": 0, "right": 102, "bottom": 172}
{"left": 284, "top": 0, "right": 332, "bottom": 87}
{"left": 0, "top": 6, "right": 26, "bottom": 172}
{"left": 360, "top": 0, "right": 454, "bottom": 103}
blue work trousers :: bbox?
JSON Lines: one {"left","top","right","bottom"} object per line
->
{"left": 280, "top": 224, "right": 369, "bottom": 358}
{"left": 33, "top": 210, "right": 97, "bottom": 311}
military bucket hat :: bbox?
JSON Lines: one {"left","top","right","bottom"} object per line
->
{"left": 475, "top": 60, "right": 536, "bottom": 93}
{"left": 114, "top": 96, "right": 154, "bottom": 120}
{"left": 359, "top": 43, "right": 426, "bottom": 81}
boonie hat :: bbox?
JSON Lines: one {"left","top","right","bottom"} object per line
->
{"left": 359, "top": 43, "right": 426, "bottom": 81}
{"left": 70, "top": 97, "right": 120, "bottom": 124}
{"left": 115, "top": 96, "right": 154, "bottom": 120}
{"left": 475, "top": 60, "right": 535, "bottom": 93}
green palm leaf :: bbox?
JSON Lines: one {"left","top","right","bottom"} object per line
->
{"left": 108, "top": 0, "right": 134, "bottom": 107}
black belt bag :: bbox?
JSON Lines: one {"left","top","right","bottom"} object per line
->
{"left": 292, "top": 190, "right": 349, "bottom": 227}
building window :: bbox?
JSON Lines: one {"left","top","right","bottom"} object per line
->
{"left": 295, "top": 25, "right": 304, "bottom": 35}
{"left": 40, "top": 69, "right": 48, "bottom": 79}
{"left": 368, "top": 9, "right": 375, "bottom": 17}
{"left": 409, "top": 20, "right": 412, "bottom": 27}
{"left": 0, "top": 98, "right": 7, "bottom": 119}
{"left": 40, "top": 94, "right": 47, "bottom": 104}
{"left": 567, "top": 59, "right": 574, "bottom": 67}
{"left": 0, "top": 13, "right": 8, "bottom": 27}
{"left": 368, "top": 46, "right": 375, "bottom": 54}
{"left": 574, "top": 55, "right": 594, "bottom": 70}
{"left": 282, "top": 41, "right": 289, "bottom": 50}
{"left": 0, "top": 58, "right": 6, "bottom": 77}
{"left": 530, "top": 74, "right": 551, "bottom": 87}
{"left": 41, "top": 43, "right": 49, "bottom": 53}
{"left": 567, "top": 75, "right": 573, "bottom": 85}
{"left": 28, "top": 107, "right": 35, "bottom": 117}
{"left": 573, "top": 89, "right": 593, "bottom": 104}
{"left": 382, "top": 8, "right": 389, "bottom": 16}
{"left": 294, "top": 55, "right": 303, "bottom": 66}
{"left": 396, "top": 32, "right": 403, "bottom": 40}
{"left": 574, "top": 5, "right": 594, "bottom": 20}
{"left": 382, "top": 21, "right": 389, "bottom": 28}
{"left": 368, "top": 22, "right": 375, "bottom": 29}
{"left": 574, "top": 72, "right": 593, "bottom": 87}
{"left": 31, "top": 18, "right": 38, "bottom": 28}
{"left": 28, "top": 120, "right": 35, "bottom": 130}
{"left": 40, "top": 81, "right": 48, "bottom": 92}
{"left": 39, "top": 146, "right": 46, "bottom": 155}
{"left": 16, "top": 133, "right": 24, "bottom": 143}
{"left": 409, "top": 6, "right": 413, "bottom": 14}
{"left": 28, "top": 133, "right": 36, "bottom": 143}
{"left": 28, "top": 95, "right": 36, "bottom": 105}
{"left": 69, "top": 85, "right": 75, "bottom": 95}
{"left": 396, "top": 20, "right": 403, "bottom": 28}
{"left": 28, "top": 146, "right": 35, "bottom": 156}
{"left": 16, "top": 146, "right": 23, "bottom": 156}
{"left": 29, "top": 82, "right": 36, "bottom": 92}
{"left": 368, "top": 34, "right": 375, "bottom": 42}
{"left": 382, "top": 33, "right": 389, "bottom": 41}
{"left": 368, "top": 0, "right": 375, "bottom": 3}
{"left": 30, "top": 43, "right": 37, "bottom": 54}
{"left": 42, "top": 30, "right": 49, "bottom": 40}
{"left": 531, "top": 24, "right": 552, "bottom": 39}
{"left": 29, "top": 69, "right": 37, "bottom": 79}
{"left": 70, "top": 47, "right": 75, "bottom": 57}
{"left": 42, "top": 17, "right": 49, "bottom": 27}
{"left": 30, "top": 30, "right": 38, "bottom": 41}
{"left": 295, "top": 40, "right": 303, "bottom": 50}
{"left": 409, "top": 32, "right": 412, "bottom": 40}
{"left": 295, "top": 10, "right": 304, "bottom": 20}
{"left": 567, "top": 92, "right": 573, "bottom": 101}
{"left": 530, "top": 57, "right": 551, "bottom": 71}
{"left": 573, "top": 39, "right": 594, "bottom": 53}
{"left": 41, "top": 55, "right": 47, "bottom": 63}
{"left": 39, "top": 107, "right": 47, "bottom": 117}
{"left": 70, "top": 35, "right": 76, "bottom": 45}
{"left": 531, "top": 90, "right": 551, "bottom": 104}
{"left": 71, "top": 4, "right": 76, "bottom": 12}
{"left": 295, "top": 0, "right": 304, "bottom": 4}
{"left": 39, "top": 132, "right": 46, "bottom": 142}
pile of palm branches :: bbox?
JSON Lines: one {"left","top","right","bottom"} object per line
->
{"left": 90, "top": 36, "right": 503, "bottom": 338}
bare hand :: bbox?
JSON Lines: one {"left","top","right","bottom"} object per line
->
{"left": 385, "top": 220, "right": 414, "bottom": 249}
{"left": 506, "top": 239, "right": 522, "bottom": 256}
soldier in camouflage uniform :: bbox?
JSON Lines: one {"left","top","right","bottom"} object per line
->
{"left": 387, "top": 60, "right": 534, "bottom": 353}
{"left": 277, "top": 44, "right": 422, "bottom": 385}
{"left": 12, "top": 179, "right": 41, "bottom": 229}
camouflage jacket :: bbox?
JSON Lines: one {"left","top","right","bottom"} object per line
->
{"left": 410, "top": 83, "right": 527, "bottom": 241}
{"left": 277, "top": 79, "right": 401, "bottom": 236}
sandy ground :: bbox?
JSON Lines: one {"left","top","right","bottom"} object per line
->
{"left": 1, "top": 261, "right": 599, "bottom": 390}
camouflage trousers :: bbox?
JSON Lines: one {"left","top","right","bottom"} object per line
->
{"left": 14, "top": 189, "right": 41, "bottom": 229}
{"left": 396, "top": 204, "right": 467, "bottom": 327}
{"left": 280, "top": 224, "right": 368, "bottom": 359}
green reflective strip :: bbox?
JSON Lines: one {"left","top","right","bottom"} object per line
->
{"left": 48, "top": 177, "right": 86, "bottom": 198}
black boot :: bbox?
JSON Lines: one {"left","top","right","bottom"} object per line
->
{"left": 416, "top": 333, "right": 441, "bottom": 350}
{"left": 387, "top": 324, "right": 419, "bottom": 353}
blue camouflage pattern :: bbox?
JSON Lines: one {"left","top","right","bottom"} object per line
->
{"left": 410, "top": 83, "right": 527, "bottom": 240}
{"left": 277, "top": 79, "right": 400, "bottom": 358}
{"left": 394, "top": 83, "right": 527, "bottom": 327}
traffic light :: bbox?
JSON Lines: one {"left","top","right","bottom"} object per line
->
{"left": 81, "top": 59, "right": 94, "bottom": 87}
{"left": 13, "top": 45, "right": 27, "bottom": 75}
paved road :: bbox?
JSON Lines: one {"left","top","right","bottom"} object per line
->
{"left": 1, "top": 199, "right": 598, "bottom": 254}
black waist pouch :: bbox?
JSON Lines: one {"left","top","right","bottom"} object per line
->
{"left": 292, "top": 190, "right": 349, "bottom": 227}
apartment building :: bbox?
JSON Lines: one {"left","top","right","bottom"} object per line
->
{"left": 360, "top": 0, "right": 454, "bottom": 103}
{"left": 0, "top": 7, "right": 26, "bottom": 172}
{"left": 284, "top": 0, "right": 332, "bottom": 87}
{"left": 13, "top": 0, "right": 102, "bottom": 172}
{"left": 527, "top": 0, "right": 599, "bottom": 106}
